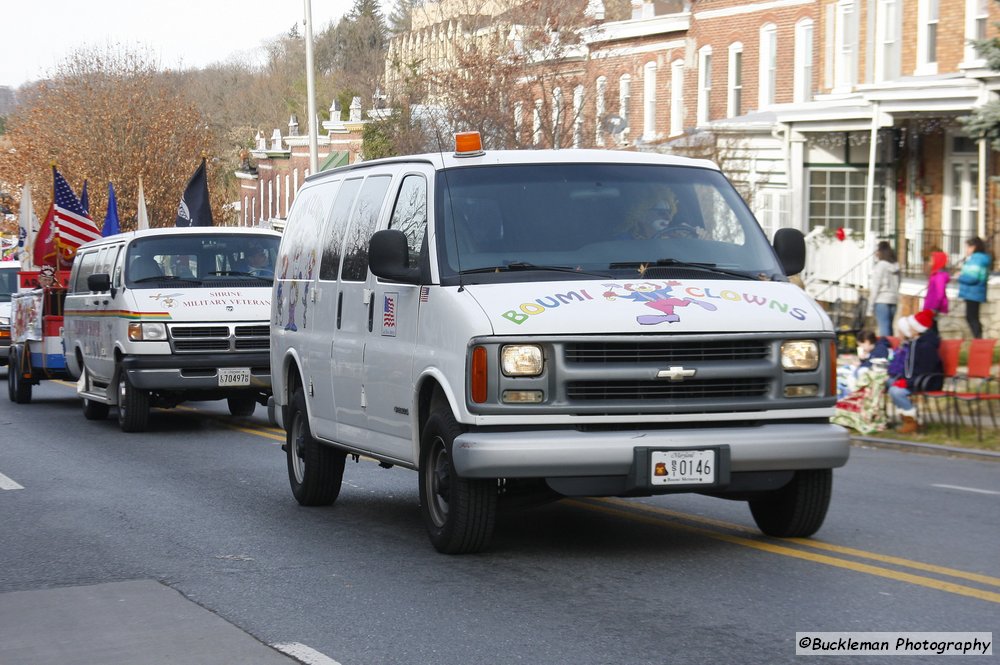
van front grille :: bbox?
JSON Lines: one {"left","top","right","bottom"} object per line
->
{"left": 167, "top": 323, "right": 269, "bottom": 353}
{"left": 566, "top": 378, "right": 769, "bottom": 401}
{"left": 565, "top": 341, "right": 769, "bottom": 364}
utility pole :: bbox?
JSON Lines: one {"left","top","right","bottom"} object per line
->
{"left": 304, "top": 0, "right": 319, "bottom": 174}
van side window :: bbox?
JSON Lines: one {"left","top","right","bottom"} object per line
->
{"left": 283, "top": 183, "right": 335, "bottom": 281}
{"left": 341, "top": 174, "right": 392, "bottom": 282}
{"left": 73, "top": 251, "right": 100, "bottom": 292}
{"left": 319, "top": 178, "right": 362, "bottom": 281}
{"left": 388, "top": 174, "right": 427, "bottom": 269}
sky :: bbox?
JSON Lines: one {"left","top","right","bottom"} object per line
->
{"left": 1, "top": 1, "right": 364, "bottom": 89}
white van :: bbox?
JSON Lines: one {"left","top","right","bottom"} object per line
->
{"left": 271, "top": 137, "right": 849, "bottom": 553}
{"left": 0, "top": 260, "right": 19, "bottom": 365}
{"left": 63, "top": 227, "right": 280, "bottom": 431}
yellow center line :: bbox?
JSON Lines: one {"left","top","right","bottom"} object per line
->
{"left": 600, "top": 497, "right": 1000, "bottom": 589}
{"left": 573, "top": 500, "right": 1000, "bottom": 604}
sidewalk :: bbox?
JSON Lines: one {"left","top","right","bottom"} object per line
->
{"left": 850, "top": 434, "right": 1000, "bottom": 461}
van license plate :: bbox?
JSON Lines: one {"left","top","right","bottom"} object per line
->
{"left": 218, "top": 368, "right": 251, "bottom": 387}
{"left": 650, "top": 449, "right": 716, "bottom": 486}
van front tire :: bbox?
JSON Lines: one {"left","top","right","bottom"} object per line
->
{"left": 419, "top": 408, "right": 497, "bottom": 554}
{"left": 117, "top": 370, "right": 150, "bottom": 433}
{"left": 749, "top": 469, "right": 832, "bottom": 538}
{"left": 286, "top": 388, "right": 345, "bottom": 506}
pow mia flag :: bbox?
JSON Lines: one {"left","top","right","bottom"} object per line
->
{"left": 175, "top": 158, "right": 214, "bottom": 227}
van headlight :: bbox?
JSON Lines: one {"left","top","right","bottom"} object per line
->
{"left": 501, "top": 344, "right": 544, "bottom": 376}
{"left": 128, "top": 322, "right": 168, "bottom": 341}
{"left": 781, "top": 340, "right": 819, "bottom": 371}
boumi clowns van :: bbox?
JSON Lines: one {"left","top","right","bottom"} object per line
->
{"left": 63, "top": 227, "right": 280, "bottom": 432}
{"left": 271, "top": 133, "right": 849, "bottom": 554}
{"left": 0, "top": 260, "right": 19, "bottom": 365}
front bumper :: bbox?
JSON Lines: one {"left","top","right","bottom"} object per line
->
{"left": 121, "top": 352, "right": 271, "bottom": 391}
{"left": 452, "top": 422, "right": 849, "bottom": 479}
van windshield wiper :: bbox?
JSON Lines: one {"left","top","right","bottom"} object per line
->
{"left": 459, "top": 262, "right": 609, "bottom": 278}
{"left": 611, "top": 258, "right": 766, "bottom": 281}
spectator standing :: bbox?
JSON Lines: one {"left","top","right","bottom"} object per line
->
{"left": 955, "top": 236, "right": 991, "bottom": 338}
{"left": 887, "top": 309, "right": 942, "bottom": 434}
{"left": 867, "top": 242, "right": 900, "bottom": 337}
{"left": 923, "top": 250, "right": 950, "bottom": 315}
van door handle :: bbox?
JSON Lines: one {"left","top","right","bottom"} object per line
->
{"left": 367, "top": 296, "right": 374, "bottom": 332}
{"left": 336, "top": 291, "right": 343, "bottom": 329}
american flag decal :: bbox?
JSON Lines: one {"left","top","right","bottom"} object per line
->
{"left": 419, "top": 286, "right": 430, "bottom": 303}
{"left": 382, "top": 292, "right": 397, "bottom": 337}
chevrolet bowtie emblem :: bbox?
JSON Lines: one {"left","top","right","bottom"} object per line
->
{"left": 657, "top": 366, "right": 697, "bottom": 382}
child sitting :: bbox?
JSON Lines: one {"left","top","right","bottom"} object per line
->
{"left": 837, "top": 330, "right": 891, "bottom": 398}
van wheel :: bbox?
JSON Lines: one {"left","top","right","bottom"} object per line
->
{"left": 9, "top": 348, "right": 32, "bottom": 404}
{"left": 227, "top": 395, "right": 256, "bottom": 417}
{"left": 117, "top": 370, "right": 149, "bottom": 433}
{"left": 749, "top": 469, "right": 832, "bottom": 538}
{"left": 286, "top": 388, "right": 345, "bottom": 506}
{"left": 81, "top": 369, "right": 109, "bottom": 420}
{"left": 419, "top": 408, "right": 497, "bottom": 554}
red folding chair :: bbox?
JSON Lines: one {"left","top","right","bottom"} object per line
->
{"left": 952, "top": 339, "right": 999, "bottom": 441}
{"left": 914, "top": 338, "right": 964, "bottom": 434}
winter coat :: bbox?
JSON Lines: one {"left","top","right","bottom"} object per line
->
{"left": 887, "top": 330, "right": 943, "bottom": 392}
{"left": 957, "top": 251, "right": 991, "bottom": 303}
{"left": 924, "top": 270, "right": 950, "bottom": 314}
{"left": 867, "top": 259, "right": 900, "bottom": 315}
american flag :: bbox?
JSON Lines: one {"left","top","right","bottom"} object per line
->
{"left": 383, "top": 294, "right": 396, "bottom": 329}
{"left": 53, "top": 167, "right": 101, "bottom": 256}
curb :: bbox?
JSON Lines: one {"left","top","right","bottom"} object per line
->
{"left": 850, "top": 436, "right": 1000, "bottom": 461}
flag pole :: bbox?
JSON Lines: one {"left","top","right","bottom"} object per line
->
{"left": 304, "top": 0, "right": 319, "bottom": 174}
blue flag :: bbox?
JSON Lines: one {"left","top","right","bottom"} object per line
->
{"left": 79, "top": 179, "right": 89, "bottom": 215}
{"left": 102, "top": 182, "right": 120, "bottom": 237}
{"left": 175, "top": 158, "right": 213, "bottom": 227}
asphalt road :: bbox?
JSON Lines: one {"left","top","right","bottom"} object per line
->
{"left": 0, "top": 376, "right": 997, "bottom": 664}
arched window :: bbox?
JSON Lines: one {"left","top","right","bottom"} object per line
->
{"left": 670, "top": 59, "right": 684, "bottom": 136}
{"left": 619, "top": 74, "right": 631, "bottom": 144}
{"left": 758, "top": 24, "right": 777, "bottom": 108}
{"left": 697, "top": 46, "right": 712, "bottom": 126}
{"left": 595, "top": 76, "right": 607, "bottom": 146}
{"left": 643, "top": 61, "right": 657, "bottom": 141}
{"left": 727, "top": 43, "right": 743, "bottom": 117}
{"left": 794, "top": 19, "right": 814, "bottom": 103}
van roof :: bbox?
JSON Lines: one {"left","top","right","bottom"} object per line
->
{"left": 305, "top": 148, "right": 720, "bottom": 183}
{"left": 76, "top": 226, "right": 281, "bottom": 250}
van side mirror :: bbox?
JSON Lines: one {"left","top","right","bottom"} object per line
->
{"left": 87, "top": 273, "right": 111, "bottom": 293}
{"left": 369, "top": 230, "right": 420, "bottom": 284}
{"left": 772, "top": 228, "right": 805, "bottom": 277}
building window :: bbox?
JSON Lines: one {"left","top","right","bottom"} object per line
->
{"left": 533, "top": 99, "right": 542, "bottom": 146}
{"left": 670, "top": 60, "right": 684, "bottom": 137}
{"left": 808, "top": 168, "right": 884, "bottom": 236}
{"left": 758, "top": 24, "right": 778, "bottom": 108}
{"left": 619, "top": 74, "right": 631, "bottom": 144}
{"left": 834, "top": 0, "right": 858, "bottom": 91}
{"left": 552, "top": 87, "right": 563, "bottom": 148}
{"left": 595, "top": 76, "right": 607, "bottom": 146}
{"left": 794, "top": 19, "right": 814, "bottom": 103}
{"left": 875, "top": 0, "right": 900, "bottom": 82}
{"left": 697, "top": 47, "right": 712, "bottom": 125}
{"left": 727, "top": 43, "right": 743, "bottom": 118}
{"left": 643, "top": 61, "right": 657, "bottom": 141}
{"left": 917, "top": 0, "right": 939, "bottom": 73}
{"left": 573, "top": 85, "right": 584, "bottom": 148}
{"left": 966, "top": 0, "right": 990, "bottom": 64}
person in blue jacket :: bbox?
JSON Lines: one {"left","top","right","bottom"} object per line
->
{"left": 956, "top": 236, "right": 991, "bottom": 338}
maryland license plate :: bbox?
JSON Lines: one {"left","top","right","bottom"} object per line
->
{"left": 218, "top": 368, "right": 251, "bottom": 387}
{"left": 650, "top": 449, "right": 716, "bottom": 486}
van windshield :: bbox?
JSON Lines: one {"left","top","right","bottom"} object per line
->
{"left": 435, "top": 163, "right": 784, "bottom": 284}
{"left": 124, "top": 234, "right": 279, "bottom": 288}
{"left": 0, "top": 267, "right": 18, "bottom": 302}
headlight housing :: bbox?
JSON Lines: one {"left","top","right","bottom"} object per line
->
{"left": 781, "top": 340, "right": 819, "bottom": 371}
{"left": 501, "top": 344, "right": 544, "bottom": 376}
{"left": 128, "top": 322, "right": 167, "bottom": 341}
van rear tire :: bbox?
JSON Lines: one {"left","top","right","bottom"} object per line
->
{"left": 418, "top": 408, "right": 497, "bottom": 554}
{"left": 286, "top": 388, "right": 345, "bottom": 506}
{"left": 117, "top": 370, "right": 149, "bottom": 433}
{"left": 9, "top": 348, "right": 32, "bottom": 404}
{"left": 227, "top": 395, "right": 256, "bottom": 417}
{"left": 749, "top": 469, "right": 832, "bottom": 538}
